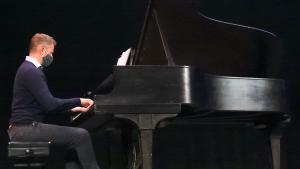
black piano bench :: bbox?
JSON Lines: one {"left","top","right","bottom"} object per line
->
{"left": 8, "top": 141, "right": 51, "bottom": 169}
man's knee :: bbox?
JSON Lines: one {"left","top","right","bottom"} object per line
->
{"left": 74, "top": 128, "right": 91, "bottom": 142}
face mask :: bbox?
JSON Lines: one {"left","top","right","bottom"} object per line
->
{"left": 42, "top": 54, "right": 53, "bottom": 67}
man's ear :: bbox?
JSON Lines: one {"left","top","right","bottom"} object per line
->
{"left": 40, "top": 46, "right": 46, "bottom": 57}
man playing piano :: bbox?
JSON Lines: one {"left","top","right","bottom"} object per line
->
{"left": 8, "top": 33, "right": 100, "bottom": 169}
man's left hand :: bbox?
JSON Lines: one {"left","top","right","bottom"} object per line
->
{"left": 70, "top": 106, "right": 90, "bottom": 113}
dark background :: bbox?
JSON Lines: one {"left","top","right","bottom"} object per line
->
{"left": 0, "top": 0, "right": 299, "bottom": 168}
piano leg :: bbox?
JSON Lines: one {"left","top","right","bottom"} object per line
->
{"left": 115, "top": 114, "right": 177, "bottom": 169}
{"left": 140, "top": 129, "right": 153, "bottom": 169}
{"left": 270, "top": 117, "right": 290, "bottom": 169}
{"left": 270, "top": 134, "right": 281, "bottom": 169}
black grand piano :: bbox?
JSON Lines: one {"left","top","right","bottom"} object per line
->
{"left": 86, "top": 0, "right": 290, "bottom": 169}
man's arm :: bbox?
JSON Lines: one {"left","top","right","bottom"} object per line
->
{"left": 23, "top": 69, "right": 87, "bottom": 112}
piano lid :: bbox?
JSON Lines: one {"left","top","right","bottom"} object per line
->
{"left": 130, "top": 0, "right": 284, "bottom": 78}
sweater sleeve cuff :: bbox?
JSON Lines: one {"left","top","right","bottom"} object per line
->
{"left": 73, "top": 98, "right": 82, "bottom": 107}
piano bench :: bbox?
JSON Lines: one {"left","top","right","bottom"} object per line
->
{"left": 8, "top": 141, "right": 51, "bottom": 169}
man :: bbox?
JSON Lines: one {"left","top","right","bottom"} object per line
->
{"left": 8, "top": 33, "right": 100, "bottom": 169}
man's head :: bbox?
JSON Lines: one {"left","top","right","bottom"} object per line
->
{"left": 29, "top": 33, "right": 56, "bottom": 67}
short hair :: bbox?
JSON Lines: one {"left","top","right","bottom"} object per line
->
{"left": 29, "top": 33, "right": 56, "bottom": 51}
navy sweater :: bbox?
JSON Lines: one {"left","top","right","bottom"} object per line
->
{"left": 10, "top": 61, "right": 81, "bottom": 124}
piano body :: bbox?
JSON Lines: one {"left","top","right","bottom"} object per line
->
{"left": 91, "top": 0, "right": 289, "bottom": 169}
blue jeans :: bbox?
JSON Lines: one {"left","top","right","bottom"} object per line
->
{"left": 8, "top": 122, "right": 100, "bottom": 169}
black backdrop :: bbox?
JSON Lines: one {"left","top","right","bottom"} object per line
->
{"left": 1, "top": 0, "right": 300, "bottom": 168}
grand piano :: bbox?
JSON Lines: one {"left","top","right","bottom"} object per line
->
{"left": 89, "top": 0, "right": 290, "bottom": 169}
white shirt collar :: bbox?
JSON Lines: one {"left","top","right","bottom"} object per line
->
{"left": 25, "top": 56, "right": 42, "bottom": 68}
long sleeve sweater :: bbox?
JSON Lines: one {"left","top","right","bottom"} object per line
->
{"left": 10, "top": 60, "right": 81, "bottom": 124}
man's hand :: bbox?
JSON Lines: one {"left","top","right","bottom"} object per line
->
{"left": 70, "top": 98, "right": 94, "bottom": 113}
{"left": 80, "top": 98, "right": 94, "bottom": 108}
{"left": 70, "top": 106, "right": 89, "bottom": 113}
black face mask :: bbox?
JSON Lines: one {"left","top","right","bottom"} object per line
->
{"left": 42, "top": 54, "right": 53, "bottom": 67}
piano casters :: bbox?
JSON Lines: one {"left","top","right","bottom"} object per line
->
{"left": 115, "top": 114, "right": 177, "bottom": 169}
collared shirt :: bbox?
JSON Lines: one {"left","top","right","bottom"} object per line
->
{"left": 25, "top": 56, "right": 42, "bottom": 68}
